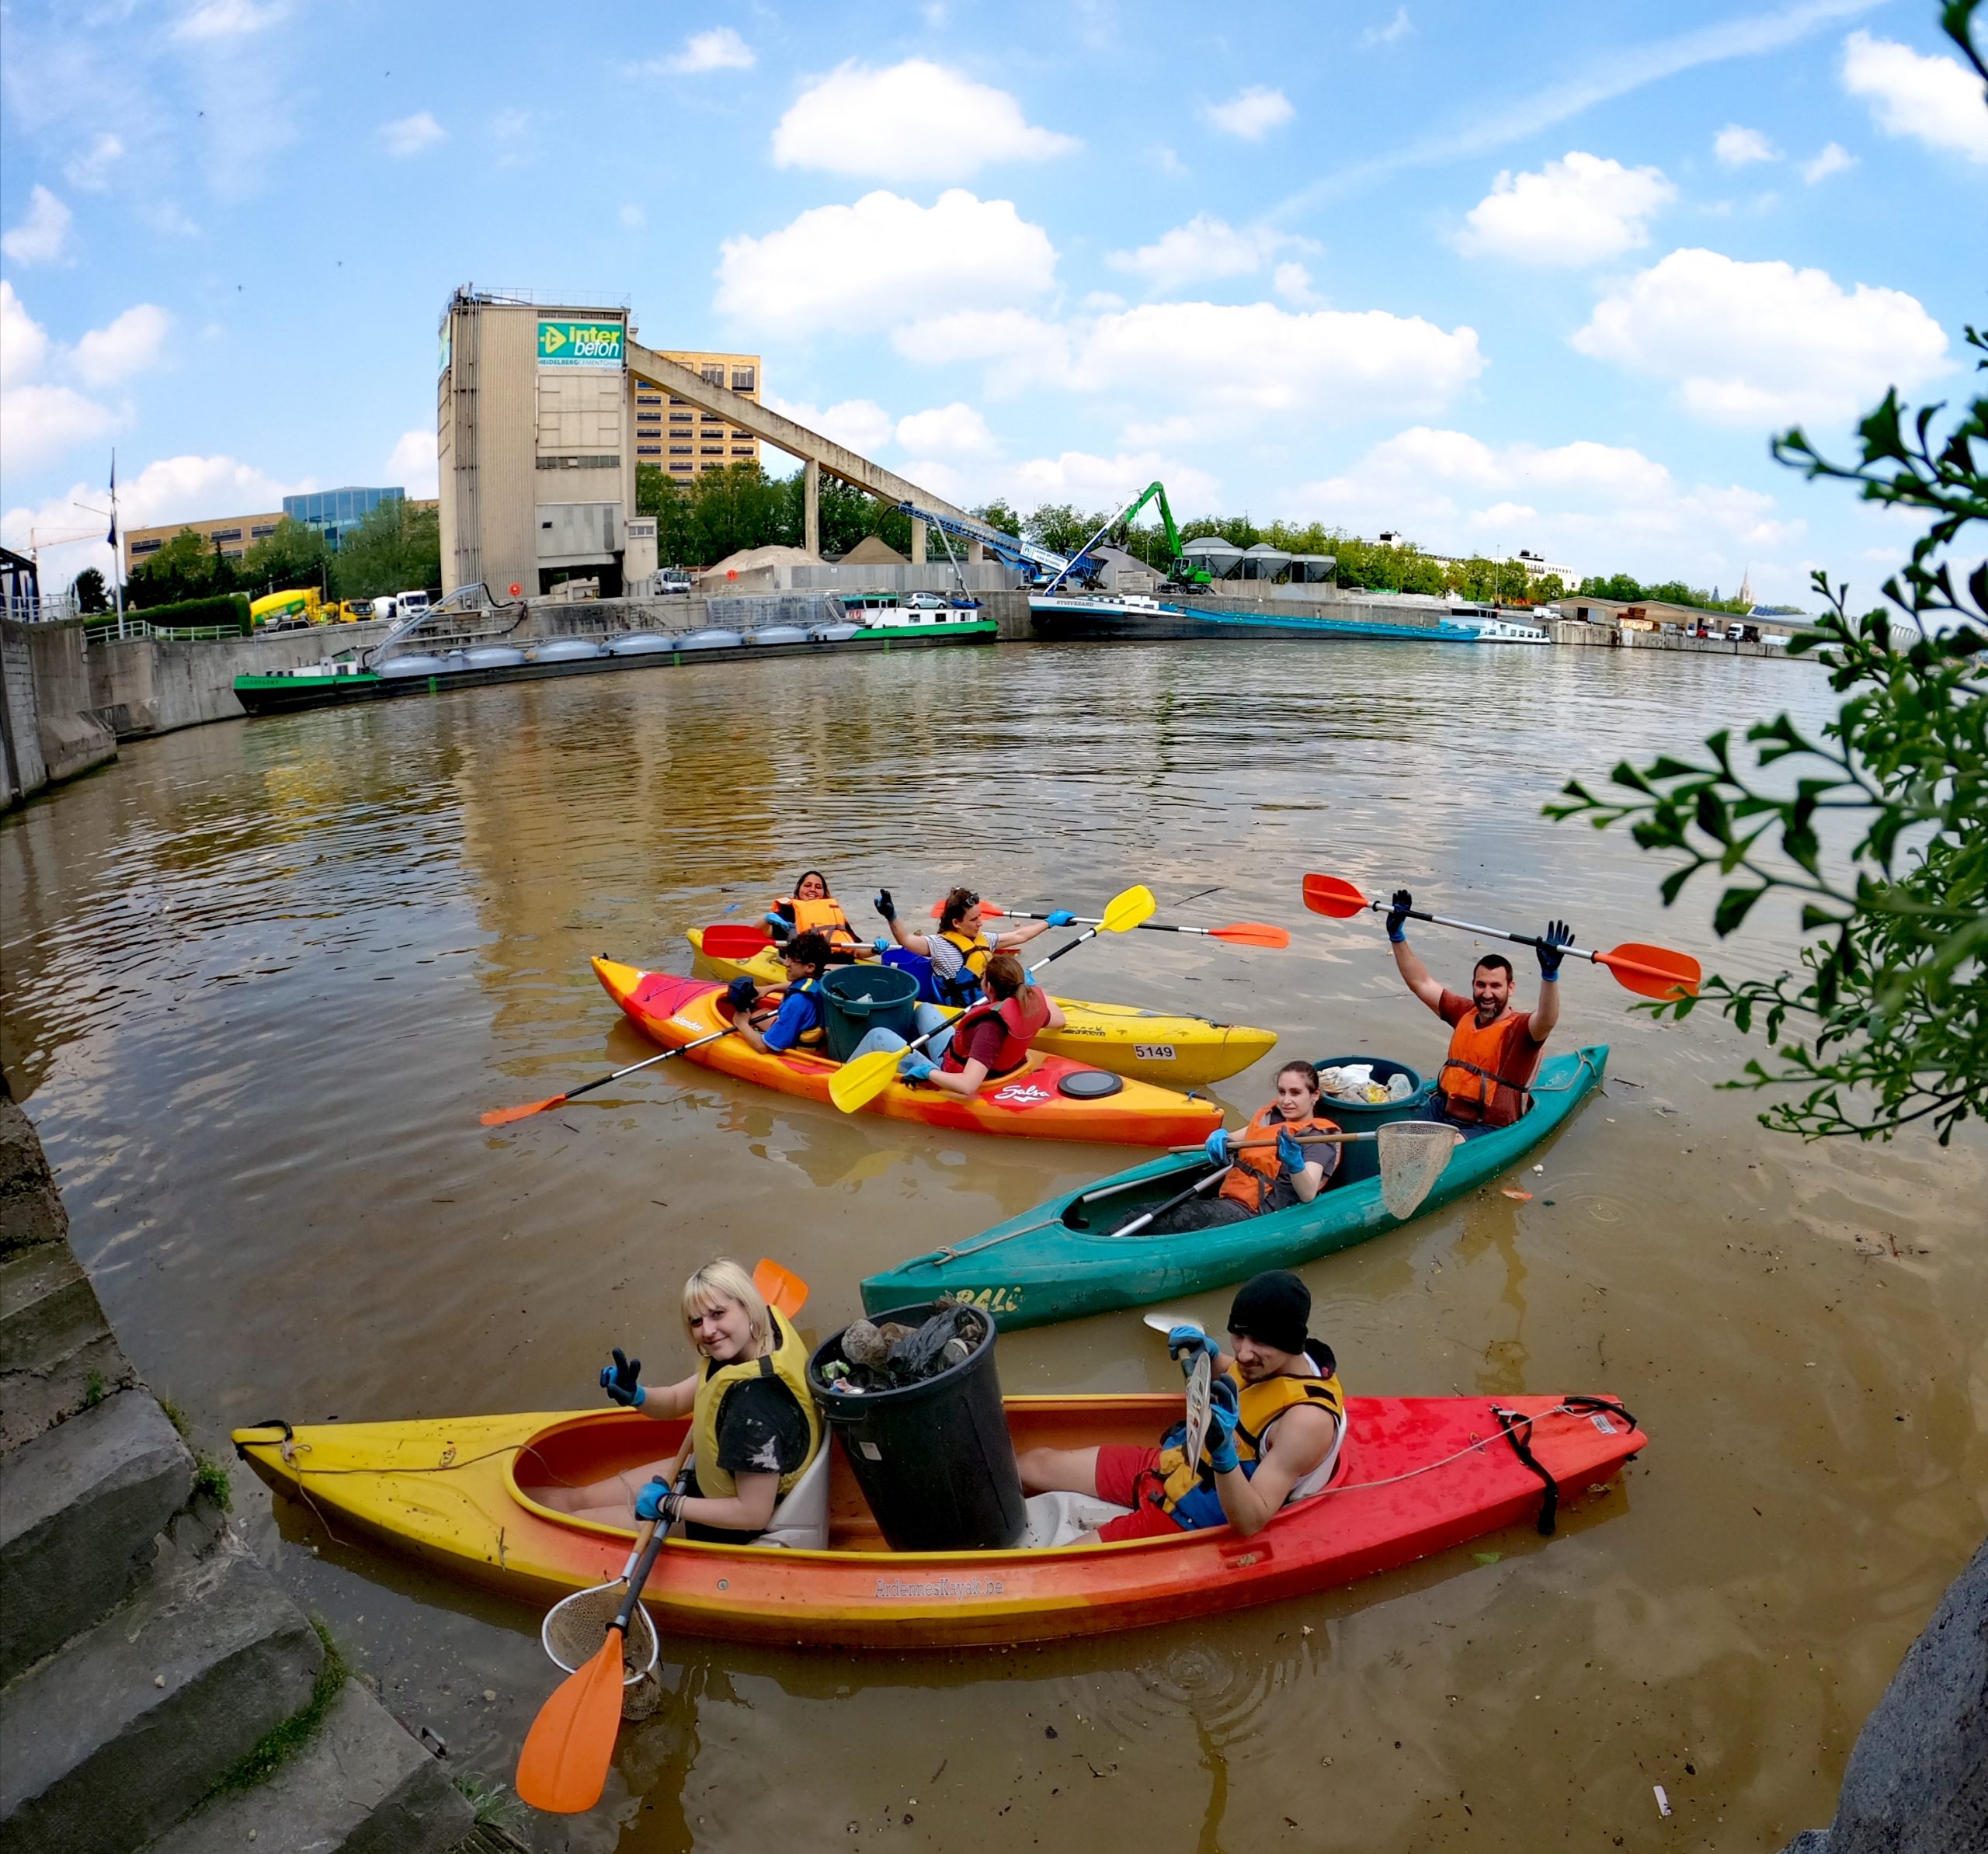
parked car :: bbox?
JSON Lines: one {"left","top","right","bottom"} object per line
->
{"left": 904, "top": 591, "right": 949, "bottom": 611}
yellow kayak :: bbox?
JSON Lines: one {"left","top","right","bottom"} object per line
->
{"left": 685, "top": 927, "right": 1276, "bottom": 1088}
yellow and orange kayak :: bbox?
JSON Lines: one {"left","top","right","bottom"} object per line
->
{"left": 685, "top": 928, "right": 1277, "bottom": 1088}
{"left": 234, "top": 1396, "right": 1643, "bottom": 1649}
{"left": 595, "top": 958, "right": 1222, "bottom": 1147}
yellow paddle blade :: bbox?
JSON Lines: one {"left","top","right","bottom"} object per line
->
{"left": 1099, "top": 884, "right": 1157, "bottom": 933}
{"left": 515, "top": 1630, "right": 628, "bottom": 1814}
{"left": 829, "top": 1043, "right": 902, "bottom": 1115}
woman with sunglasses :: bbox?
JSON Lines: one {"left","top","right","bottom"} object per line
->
{"left": 871, "top": 884, "right": 1075, "bottom": 1009}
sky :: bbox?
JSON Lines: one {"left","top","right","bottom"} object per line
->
{"left": 2, "top": 0, "right": 1983, "bottom": 606}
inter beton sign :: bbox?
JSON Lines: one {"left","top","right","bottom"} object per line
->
{"left": 537, "top": 320, "right": 624, "bottom": 369}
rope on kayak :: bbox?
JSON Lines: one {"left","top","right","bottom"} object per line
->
{"left": 1493, "top": 1397, "right": 1636, "bottom": 1535}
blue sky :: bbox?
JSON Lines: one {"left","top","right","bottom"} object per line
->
{"left": 2, "top": 0, "right": 1983, "bottom": 605}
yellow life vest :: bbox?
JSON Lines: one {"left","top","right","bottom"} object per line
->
{"left": 1152, "top": 1354, "right": 1345, "bottom": 1519}
{"left": 686, "top": 1311, "right": 822, "bottom": 1500}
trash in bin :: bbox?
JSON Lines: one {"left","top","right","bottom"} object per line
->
{"left": 831, "top": 1305, "right": 985, "bottom": 1388}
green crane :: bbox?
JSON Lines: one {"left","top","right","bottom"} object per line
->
{"left": 1044, "top": 481, "right": 1215, "bottom": 593}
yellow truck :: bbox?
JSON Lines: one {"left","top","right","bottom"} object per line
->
{"left": 249, "top": 588, "right": 322, "bottom": 629}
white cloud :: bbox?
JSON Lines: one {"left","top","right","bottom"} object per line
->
{"left": 1714, "top": 123, "right": 1778, "bottom": 165}
{"left": 379, "top": 112, "right": 446, "bottom": 158}
{"left": 771, "top": 61, "right": 1078, "bottom": 181}
{"left": 619, "top": 203, "right": 646, "bottom": 228}
{"left": 2, "top": 186, "right": 75, "bottom": 266}
{"left": 71, "top": 305, "right": 172, "bottom": 387}
{"left": 717, "top": 190, "right": 1057, "bottom": 335}
{"left": 895, "top": 403, "right": 996, "bottom": 457}
{"left": 763, "top": 394, "right": 898, "bottom": 454}
{"left": 64, "top": 133, "right": 124, "bottom": 191}
{"left": 1202, "top": 85, "right": 1294, "bottom": 140}
{"left": 0, "top": 386, "right": 118, "bottom": 472}
{"left": 1802, "top": 141, "right": 1858, "bottom": 182}
{"left": 1360, "top": 8, "right": 1413, "bottom": 50}
{"left": 0, "top": 282, "right": 52, "bottom": 388}
{"left": 175, "top": 0, "right": 287, "bottom": 40}
{"left": 1107, "top": 215, "right": 1310, "bottom": 293}
{"left": 1841, "top": 30, "right": 1988, "bottom": 163}
{"left": 385, "top": 429, "right": 438, "bottom": 497}
{"left": 641, "top": 26, "right": 756, "bottom": 75}
{"left": 1293, "top": 425, "right": 1806, "bottom": 587}
{"left": 892, "top": 311, "right": 1072, "bottom": 391}
{"left": 1573, "top": 246, "right": 1951, "bottom": 427}
{"left": 1011, "top": 449, "right": 1223, "bottom": 512}
{"left": 1274, "top": 261, "right": 1325, "bottom": 306}
{"left": 1456, "top": 152, "right": 1675, "bottom": 266}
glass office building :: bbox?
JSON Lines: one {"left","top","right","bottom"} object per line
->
{"left": 283, "top": 486, "right": 404, "bottom": 550}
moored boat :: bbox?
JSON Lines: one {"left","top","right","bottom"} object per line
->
{"left": 684, "top": 927, "right": 1278, "bottom": 1088}
{"left": 593, "top": 960, "right": 1223, "bottom": 1146}
{"left": 862, "top": 1045, "right": 1607, "bottom": 1328}
{"left": 232, "top": 1392, "right": 1645, "bottom": 1648}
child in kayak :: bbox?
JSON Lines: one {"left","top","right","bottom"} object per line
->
{"left": 725, "top": 931, "right": 831, "bottom": 1054}
{"left": 764, "top": 870, "right": 864, "bottom": 957}
{"left": 1149, "top": 1061, "right": 1340, "bottom": 1231}
{"left": 1016, "top": 1270, "right": 1344, "bottom": 1543}
{"left": 544, "top": 1259, "right": 822, "bottom": 1546}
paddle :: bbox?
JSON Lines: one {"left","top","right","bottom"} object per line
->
{"left": 481, "top": 1026, "right": 738, "bottom": 1127}
{"left": 927, "top": 902, "right": 1288, "bottom": 949}
{"left": 516, "top": 1519, "right": 669, "bottom": 1814}
{"left": 830, "top": 884, "right": 1157, "bottom": 1113}
{"left": 752, "top": 1257, "right": 809, "bottom": 1321}
{"left": 1135, "top": 1312, "right": 1213, "bottom": 1480}
{"left": 1301, "top": 873, "right": 1701, "bottom": 1001}
{"left": 1108, "top": 1163, "right": 1230, "bottom": 1238}
{"left": 700, "top": 923, "right": 776, "bottom": 959}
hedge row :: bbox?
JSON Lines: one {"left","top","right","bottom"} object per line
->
{"left": 132, "top": 593, "right": 253, "bottom": 633}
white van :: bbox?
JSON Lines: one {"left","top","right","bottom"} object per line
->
{"left": 395, "top": 589, "right": 431, "bottom": 617}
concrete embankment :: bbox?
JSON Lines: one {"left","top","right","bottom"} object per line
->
{"left": 0, "top": 1090, "right": 481, "bottom": 1852}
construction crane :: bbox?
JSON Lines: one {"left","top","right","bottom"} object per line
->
{"left": 894, "top": 501, "right": 1068, "bottom": 580}
{"left": 1041, "top": 482, "right": 1214, "bottom": 595}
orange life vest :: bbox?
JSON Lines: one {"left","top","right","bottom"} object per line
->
{"left": 777, "top": 895, "right": 860, "bottom": 945}
{"left": 1219, "top": 1103, "right": 1339, "bottom": 1213}
{"left": 1437, "top": 1008, "right": 1539, "bottom": 1125}
{"left": 939, "top": 987, "right": 1050, "bottom": 1081}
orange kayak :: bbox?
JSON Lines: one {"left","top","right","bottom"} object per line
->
{"left": 593, "top": 959, "right": 1223, "bottom": 1146}
{"left": 235, "top": 1394, "right": 1644, "bottom": 1649}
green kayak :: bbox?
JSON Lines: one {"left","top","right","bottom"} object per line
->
{"left": 862, "top": 1044, "right": 1608, "bottom": 1331}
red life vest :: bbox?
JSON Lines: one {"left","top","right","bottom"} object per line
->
{"left": 938, "top": 988, "right": 1050, "bottom": 1081}
{"left": 1219, "top": 1103, "right": 1339, "bottom": 1213}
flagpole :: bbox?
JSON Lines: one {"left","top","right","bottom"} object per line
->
{"left": 109, "top": 451, "right": 124, "bottom": 634}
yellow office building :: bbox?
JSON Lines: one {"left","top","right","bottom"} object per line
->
{"left": 634, "top": 350, "right": 762, "bottom": 478}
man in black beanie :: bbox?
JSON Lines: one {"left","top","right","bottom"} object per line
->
{"left": 1017, "top": 1270, "right": 1344, "bottom": 1542}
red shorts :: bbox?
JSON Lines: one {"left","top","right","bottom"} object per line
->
{"left": 1092, "top": 1445, "right": 1184, "bottom": 1542}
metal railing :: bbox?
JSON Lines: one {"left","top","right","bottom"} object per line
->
{"left": 2, "top": 589, "right": 79, "bottom": 624}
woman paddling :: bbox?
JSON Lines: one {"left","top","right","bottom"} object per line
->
{"left": 873, "top": 884, "right": 1074, "bottom": 1008}
{"left": 764, "top": 870, "right": 864, "bottom": 957}
{"left": 542, "top": 1259, "right": 821, "bottom": 1545}
{"left": 845, "top": 951, "right": 1067, "bottom": 1096}
{"left": 1149, "top": 1061, "right": 1340, "bottom": 1232}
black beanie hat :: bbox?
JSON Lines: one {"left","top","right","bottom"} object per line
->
{"left": 1227, "top": 1269, "right": 1310, "bottom": 1354}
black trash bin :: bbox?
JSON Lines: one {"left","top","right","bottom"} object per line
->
{"left": 808, "top": 1302, "right": 1026, "bottom": 1552}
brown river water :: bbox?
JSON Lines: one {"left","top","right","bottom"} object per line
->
{"left": 3, "top": 639, "right": 1983, "bottom": 1852}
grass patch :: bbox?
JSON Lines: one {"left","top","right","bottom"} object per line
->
{"left": 84, "top": 1370, "right": 106, "bottom": 1408}
{"left": 455, "top": 1772, "right": 527, "bottom": 1829}
{"left": 204, "top": 1619, "right": 348, "bottom": 1800}
{"left": 158, "top": 1396, "right": 232, "bottom": 1510}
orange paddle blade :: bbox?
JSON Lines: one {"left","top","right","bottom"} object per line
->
{"left": 1208, "top": 922, "right": 1291, "bottom": 948}
{"left": 481, "top": 1093, "right": 568, "bottom": 1127}
{"left": 753, "top": 1257, "right": 810, "bottom": 1320}
{"left": 1301, "top": 873, "right": 1371, "bottom": 918}
{"left": 1597, "top": 943, "right": 1701, "bottom": 1001}
{"left": 515, "top": 1630, "right": 628, "bottom": 1814}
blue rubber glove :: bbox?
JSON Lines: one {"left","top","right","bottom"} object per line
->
{"left": 600, "top": 1348, "right": 645, "bottom": 1408}
{"left": 873, "top": 936, "right": 892, "bottom": 955}
{"left": 1537, "top": 918, "right": 1573, "bottom": 981}
{"left": 633, "top": 1477, "right": 680, "bottom": 1524}
{"left": 1276, "top": 1127, "right": 1307, "bottom": 1173}
{"left": 1045, "top": 909, "right": 1077, "bottom": 927}
{"left": 1167, "top": 1324, "right": 1212, "bottom": 1369}
{"left": 900, "top": 1052, "right": 936, "bottom": 1082}
{"left": 725, "top": 976, "right": 759, "bottom": 1013}
{"left": 1386, "top": 888, "right": 1413, "bottom": 943}
{"left": 1204, "top": 1129, "right": 1234, "bottom": 1165}
{"left": 763, "top": 911, "right": 785, "bottom": 929}
{"left": 874, "top": 888, "right": 896, "bottom": 922}
{"left": 1205, "top": 1375, "right": 1241, "bottom": 1474}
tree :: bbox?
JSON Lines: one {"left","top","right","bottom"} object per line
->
{"left": 1025, "top": 503, "right": 1105, "bottom": 557}
{"left": 242, "top": 516, "right": 328, "bottom": 595}
{"left": 71, "top": 568, "right": 109, "bottom": 614}
{"left": 1535, "top": 573, "right": 1567, "bottom": 603}
{"left": 975, "top": 498, "right": 1022, "bottom": 537}
{"left": 1549, "top": 310, "right": 1985, "bottom": 1141}
{"left": 127, "top": 528, "right": 242, "bottom": 609}
{"left": 330, "top": 500, "right": 440, "bottom": 602}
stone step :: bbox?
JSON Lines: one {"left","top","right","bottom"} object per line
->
{"left": 0, "top": 1534, "right": 323, "bottom": 1854}
{"left": 139, "top": 1680, "right": 474, "bottom": 1854}
{"left": 0, "top": 1237, "right": 133, "bottom": 1455}
{"left": 0, "top": 1389, "right": 193, "bottom": 1685}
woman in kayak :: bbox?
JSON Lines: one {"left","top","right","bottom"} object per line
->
{"left": 873, "top": 884, "right": 1074, "bottom": 1009}
{"left": 1149, "top": 1061, "right": 1340, "bottom": 1231}
{"left": 764, "top": 870, "right": 863, "bottom": 955}
{"left": 846, "top": 951, "right": 1067, "bottom": 1094}
{"left": 543, "top": 1259, "right": 822, "bottom": 1545}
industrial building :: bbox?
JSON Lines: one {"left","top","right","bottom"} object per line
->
{"left": 123, "top": 486, "right": 426, "bottom": 574}
{"left": 436, "top": 287, "right": 978, "bottom": 599}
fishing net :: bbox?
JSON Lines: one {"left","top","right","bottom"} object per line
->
{"left": 1377, "top": 1122, "right": 1463, "bottom": 1218}
{"left": 542, "top": 1577, "right": 662, "bottom": 1695}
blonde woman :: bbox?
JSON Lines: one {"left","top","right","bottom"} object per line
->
{"left": 544, "top": 1259, "right": 822, "bottom": 1545}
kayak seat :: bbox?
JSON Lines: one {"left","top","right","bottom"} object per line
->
{"left": 669, "top": 1443, "right": 829, "bottom": 1550}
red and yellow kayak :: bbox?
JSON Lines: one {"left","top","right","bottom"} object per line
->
{"left": 235, "top": 1394, "right": 1644, "bottom": 1649}
{"left": 593, "top": 958, "right": 1222, "bottom": 1147}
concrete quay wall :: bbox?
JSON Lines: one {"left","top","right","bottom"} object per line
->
{"left": 1550, "top": 619, "right": 1795, "bottom": 659}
